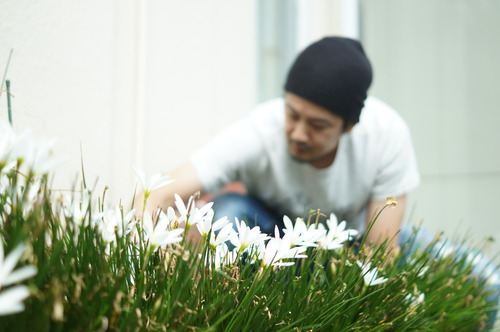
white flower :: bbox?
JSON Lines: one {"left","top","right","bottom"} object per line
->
{"left": 481, "top": 264, "right": 500, "bottom": 286}
{"left": 174, "top": 194, "right": 213, "bottom": 229}
{"left": 0, "top": 196, "right": 12, "bottom": 226}
{"left": 142, "top": 210, "right": 184, "bottom": 250}
{"left": 174, "top": 194, "right": 194, "bottom": 224}
{"left": 209, "top": 223, "right": 237, "bottom": 249}
{"left": 61, "top": 191, "right": 92, "bottom": 228}
{"left": 0, "top": 241, "right": 37, "bottom": 316}
{"left": 187, "top": 204, "right": 213, "bottom": 227}
{"left": 316, "top": 224, "right": 344, "bottom": 250}
{"left": 49, "top": 191, "right": 93, "bottom": 245}
{"left": 466, "top": 252, "right": 482, "bottom": 266}
{"left": 282, "top": 216, "right": 326, "bottom": 247}
{"left": 0, "top": 242, "right": 37, "bottom": 288}
{"left": 257, "top": 226, "right": 308, "bottom": 267}
{"left": 166, "top": 206, "right": 177, "bottom": 225}
{"left": 487, "top": 271, "right": 500, "bottom": 286}
{"left": 282, "top": 216, "right": 306, "bottom": 242}
{"left": 356, "top": 260, "right": 388, "bottom": 286}
{"left": 0, "top": 285, "right": 31, "bottom": 316}
{"left": 133, "top": 166, "right": 174, "bottom": 196}
{"left": 0, "top": 121, "right": 61, "bottom": 175}
{"left": 203, "top": 243, "right": 237, "bottom": 269}
{"left": 25, "top": 139, "right": 59, "bottom": 175}
{"left": 417, "top": 266, "right": 429, "bottom": 277}
{"left": 212, "top": 215, "right": 230, "bottom": 233}
{"left": 95, "top": 207, "right": 137, "bottom": 244}
{"left": 325, "top": 213, "right": 358, "bottom": 241}
{"left": 434, "top": 241, "right": 455, "bottom": 259}
{"left": 10, "top": 129, "right": 59, "bottom": 174}
{"left": 119, "top": 208, "right": 137, "bottom": 238}
{"left": 20, "top": 179, "right": 43, "bottom": 217}
{"left": 230, "top": 218, "right": 270, "bottom": 254}
{"left": 317, "top": 213, "right": 358, "bottom": 250}
{"left": 404, "top": 292, "right": 425, "bottom": 308}
{"left": 197, "top": 209, "right": 229, "bottom": 239}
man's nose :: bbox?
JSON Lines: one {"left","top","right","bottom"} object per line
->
{"left": 290, "top": 121, "right": 308, "bottom": 142}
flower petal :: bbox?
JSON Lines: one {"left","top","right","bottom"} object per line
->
{"left": 1, "top": 266, "right": 37, "bottom": 287}
{"left": 0, "top": 244, "right": 25, "bottom": 286}
{"left": 0, "top": 286, "right": 30, "bottom": 316}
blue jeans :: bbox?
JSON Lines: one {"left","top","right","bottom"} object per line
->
{"left": 212, "top": 192, "right": 500, "bottom": 328}
{"left": 212, "top": 192, "right": 284, "bottom": 235}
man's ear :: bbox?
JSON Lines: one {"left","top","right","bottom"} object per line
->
{"left": 344, "top": 122, "right": 355, "bottom": 133}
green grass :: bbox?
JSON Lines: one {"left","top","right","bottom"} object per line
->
{"left": 0, "top": 128, "right": 496, "bottom": 331}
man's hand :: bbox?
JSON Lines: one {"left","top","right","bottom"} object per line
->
{"left": 135, "top": 161, "right": 205, "bottom": 217}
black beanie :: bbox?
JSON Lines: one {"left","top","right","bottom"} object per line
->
{"left": 284, "top": 37, "right": 372, "bottom": 124}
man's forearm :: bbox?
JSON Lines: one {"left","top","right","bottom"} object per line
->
{"left": 365, "top": 195, "right": 407, "bottom": 248}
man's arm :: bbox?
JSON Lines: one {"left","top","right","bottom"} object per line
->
{"left": 364, "top": 194, "right": 407, "bottom": 248}
{"left": 136, "top": 161, "right": 204, "bottom": 214}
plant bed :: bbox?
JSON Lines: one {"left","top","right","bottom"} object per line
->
{"left": 0, "top": 121, "right": 496, "bottom": 331}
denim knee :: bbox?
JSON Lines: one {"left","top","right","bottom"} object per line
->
{"left": 211, "top": 192, "right": 282, "bottom": 235}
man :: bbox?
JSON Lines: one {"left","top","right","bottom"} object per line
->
{"left": 145, "top": 37, "right": 500, "bottom": 327}
{"left": 146, "top": 36, "right": 420, "bottom": 247}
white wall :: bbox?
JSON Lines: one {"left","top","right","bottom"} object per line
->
{"left": 296, "top": 0, "right": 359, "bottom": 49}
{"left": 1, "top": 0, "right": 125, "bottom": 197}
{"left": 361, "top": 0, "right": 500, "bottom": 258}
{"left": 0, "top": 1, "right": 257, "bottom": 205}
{"left": 141, "top": 1, "right": 257, "bottom": 175}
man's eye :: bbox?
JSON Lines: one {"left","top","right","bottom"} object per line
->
{"left": 310, "top": 124, "right": 326, "bottom": 130}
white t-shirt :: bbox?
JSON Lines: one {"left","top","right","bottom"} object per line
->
{"left": 191, "top": 97, "right": 420, "bottom": 232}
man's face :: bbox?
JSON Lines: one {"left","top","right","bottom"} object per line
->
{"left": 284, "top": 93, "right": 353, "bottom": 169}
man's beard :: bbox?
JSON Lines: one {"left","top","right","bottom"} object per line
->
{"left": 287, "top": 141, "right": 313, "bottom": 163}
{"left": 289, "top": 154, "right": 309, "bottom": 163}
{"left": 287, "top": 140, "right": 337, "bottom": 167}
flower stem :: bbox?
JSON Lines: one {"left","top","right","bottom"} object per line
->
{"left": 358, "top": 204, "right": 391, "bottom": 253}
{"left": 6, "top": 80, "right": 13, "bottom": 125}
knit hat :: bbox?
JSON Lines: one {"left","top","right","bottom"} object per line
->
{"left": 284, "top": 37, "right": 372, "bottom": 124}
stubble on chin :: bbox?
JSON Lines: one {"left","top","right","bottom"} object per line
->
{"left": 287, "top": 146, "right": 312, "bottom": 164}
